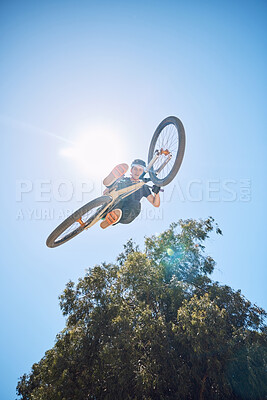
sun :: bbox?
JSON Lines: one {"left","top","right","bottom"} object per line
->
{"left": 59, "top": 124, "right": 129, "bottom": 180}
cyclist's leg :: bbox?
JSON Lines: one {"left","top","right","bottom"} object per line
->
{"left": 115, "top": 199, "right": 141, "bottom": 224}
{"left": 103, "top": 164, "right": 129, "bottom": 187}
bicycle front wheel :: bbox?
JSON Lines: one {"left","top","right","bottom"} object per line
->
{"left": 148, "top": 116, "right": 185, "bottom": 186}
{"left": 46, "top": 196, "right": 111, "bottom": 248}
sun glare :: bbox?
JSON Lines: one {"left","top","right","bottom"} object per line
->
{"left": 59, "top": 125, "right": 129, "bottom": 179}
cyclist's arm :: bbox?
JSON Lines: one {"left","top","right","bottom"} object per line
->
{"left": 147, "top": 193, "right": 160, "bottom": 207}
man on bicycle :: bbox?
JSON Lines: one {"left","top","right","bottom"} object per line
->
{"left": 100, "top": 159, "right": 161, "bottom": 229}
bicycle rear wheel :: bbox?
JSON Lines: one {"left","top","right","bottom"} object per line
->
{"left": 46, "top": 196, "right": 111, "bottom": 248}
{"left": 148, "top": 116, "right": 185, "bottom": 186}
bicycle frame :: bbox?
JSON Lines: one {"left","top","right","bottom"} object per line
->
{"left": 85, "top": 179, "right": 146, "bottom": 229}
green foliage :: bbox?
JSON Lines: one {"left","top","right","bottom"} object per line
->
{"left": 17, "top": 218, "right": 267, "bottom": 400}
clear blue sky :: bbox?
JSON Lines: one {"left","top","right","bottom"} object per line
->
{"left": 1, "top": 0, "right": 266, "bottom": 398}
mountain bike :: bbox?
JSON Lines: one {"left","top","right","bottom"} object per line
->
{"left": 46, "top": 116, "right": 186, "bottom": 248}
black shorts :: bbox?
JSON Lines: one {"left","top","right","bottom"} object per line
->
{"left": 115, "top": 198, "right": 141, "bottom": 224}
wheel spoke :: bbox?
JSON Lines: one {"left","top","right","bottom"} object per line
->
{"left": 55, "top": 203, "right": 106, "bottom": 243}
{"left": 152, "top": 121, "right": 180, "bottom": 180}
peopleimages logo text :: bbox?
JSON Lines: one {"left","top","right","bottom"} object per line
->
{"left": 15, "top": 178, "right": 251, "bottom": 221}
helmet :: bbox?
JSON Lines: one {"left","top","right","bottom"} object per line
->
{"left": 131, "top": 159, "right": 146, "bottom": 169}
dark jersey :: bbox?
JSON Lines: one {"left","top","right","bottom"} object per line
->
{"left": 117, "top": 177, "right": 151, "bottom": 202}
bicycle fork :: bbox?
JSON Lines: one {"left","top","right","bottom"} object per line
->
{"left": 146, "top": 150, "right": 172, "bottom": 175}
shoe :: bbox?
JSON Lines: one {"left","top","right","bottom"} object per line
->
{"left": 103, "top": 163, "right": 129, "bottom": 187}
{"left": 100, "top": 209, "right": 122, "bottom": 229}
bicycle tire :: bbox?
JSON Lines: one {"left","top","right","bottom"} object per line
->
{"left": 46, "top": 195, "right": 111, "bottom": 248}
{"left": 148, "top": 116, "right": 185, "bottom": 186}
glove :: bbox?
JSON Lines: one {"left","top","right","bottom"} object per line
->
{"left": 152, "top": 185, "right": 161, "bottom": 194}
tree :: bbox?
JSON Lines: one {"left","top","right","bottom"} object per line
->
{"left": 17, "top": 218, "right": 267, "bottom": 400}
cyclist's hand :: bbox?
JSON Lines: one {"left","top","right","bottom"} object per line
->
{"left": 152, "top": 185, "right": 161, "bottom": 194}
